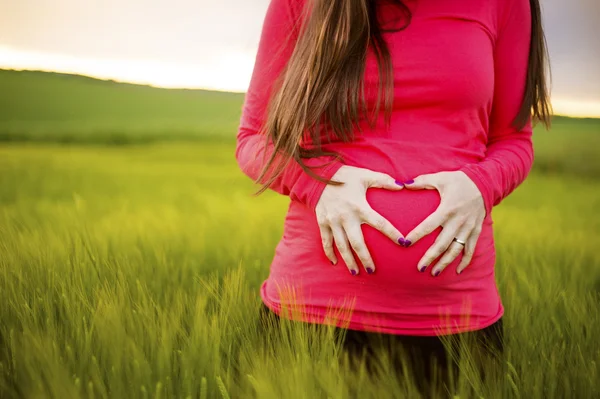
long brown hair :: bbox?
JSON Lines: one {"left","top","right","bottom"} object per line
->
{"left": 254, "top": 0, "right": 551, "bottom": 194}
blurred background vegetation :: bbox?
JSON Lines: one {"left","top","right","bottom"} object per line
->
{"left": 1, "top": 69, "right": 599, "bottom": 398}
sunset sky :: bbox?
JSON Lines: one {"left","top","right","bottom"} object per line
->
{"left": 1, "top": 0, "right": 599, "bottom": 117}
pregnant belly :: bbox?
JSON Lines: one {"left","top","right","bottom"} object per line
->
{"left": 364, "top": 186, "right": 443, "bottom": 271}
{"left": 271, "top": 142, "right": 497, "bottom": 316}
{"left": 329, "top": 140, "right": 467, "bottom": 277}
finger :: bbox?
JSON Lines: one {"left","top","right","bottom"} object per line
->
{"left": 318, "top": 222, "right": 337, "bottom": 265}
{"left": 417, "top": 219, "right": 462, "bottom": 273}
{"left": 343, "top": 220, "right": 376, "bottom": 274}
{"left": 331, "top": 224, "right": 360, "bottom": 275}
{"left": 404, "top": 207, "right": 448, "bottom": 247}
{"left": 402, "top": 173, "right": 442, "bottom": 190}
{"left": 431, "top": 225, "right": 473, "bottom": 276}
{"left": 362, "top": 209, "right": 405, "bottom": 246}
{"left": 456, "top": 226, "right": 481, "bottom": 274}
{"left": 363, "top": 171, "right": 405, "bottom": 191}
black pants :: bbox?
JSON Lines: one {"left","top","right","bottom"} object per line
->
{"left": 259, "top": 303, "right": 504, "bottom": 397}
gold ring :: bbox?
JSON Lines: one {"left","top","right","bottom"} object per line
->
{"left": 453, "top": 237, "right": 466, "bottom": 246}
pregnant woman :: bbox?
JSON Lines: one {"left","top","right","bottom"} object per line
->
{"left": 236, "top": 0, "right": 550, "bottom": 393}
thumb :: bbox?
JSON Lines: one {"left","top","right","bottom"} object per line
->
{"left": 364, "top": 171, "right": 405, "bottom": 190}
{"left": 402, "top": 173, "right": 439, "bottom": 190}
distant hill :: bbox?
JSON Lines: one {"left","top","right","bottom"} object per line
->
{"left": 0, "top": 69, "right": 597, "bottom": 145}
{"left": 0, "top": 69, "right": 246, "bottom": 144}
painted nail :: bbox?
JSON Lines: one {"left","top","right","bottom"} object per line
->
{"left": 404, "top": 179, "right": 415, "bottom": 185}
{"left": 398, "top": 237, "right": 406, "bottom": 246}
{"left": 394, "top": 180, "right": 404, "bottom": 186}
{"left": 366, "top": 267, "right": 375, "bottom": 274}
{"left": 434, "top": 270, "right": 441, "bottom": 277}
{"left": 351, "top": 270, "right": 358, "bottom": 276}
{"left": 419, "top": 265, "right": 427, "bottom": 273}
{"left": 403, "top": 239, "right": 412, "bottom": 247}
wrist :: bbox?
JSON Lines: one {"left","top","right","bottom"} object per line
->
{"left": 458, "top": 168, "right": 493, "bottom": 217}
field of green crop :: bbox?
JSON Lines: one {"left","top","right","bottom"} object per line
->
{"left": 1, "top": 70, "right": 599, "bottom": 398}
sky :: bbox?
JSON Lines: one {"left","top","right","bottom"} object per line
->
{"left": 0, "top": 0, "right": 599, "bottom": 117}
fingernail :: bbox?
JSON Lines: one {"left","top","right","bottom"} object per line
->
{"left": 403, "top": 239, "right": 412, "bottom": 247}
{"left": 366, "top": 267, "right": 375, "bottom": 274}
{"left": 351, "top": 270, "right": 358, "bottom": 276}
{"left": 398, "top": 237, "right": 405, "bottom": 245}
{"left": 404, "top": 179, "right": 415, "bottom": 185}
{"left": 331, "top": 261, "right": 335, "bottom": 265}
{"left": 394, "top": 180, "right": 404, "bottom": 186}
{"left": 419, "top": 265, "right": 427, "bottom": 273}
{"left": 433, "top": 270, "right": 441, "bottom": 277}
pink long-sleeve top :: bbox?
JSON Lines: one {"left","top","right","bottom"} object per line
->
{"left": 236, "top": 0, "right": 534, "bottom": 335}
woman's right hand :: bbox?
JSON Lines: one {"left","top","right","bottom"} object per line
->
{"left": 315, "top": 165, "right": 406, "bottom": 275}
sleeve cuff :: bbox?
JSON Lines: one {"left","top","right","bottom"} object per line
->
{"left": 293, "top": 160, "right": 345, "bottom": 210}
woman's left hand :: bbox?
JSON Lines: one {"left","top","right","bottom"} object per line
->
{"left": 402, "top": 171, "right": 486, "bottom": 276}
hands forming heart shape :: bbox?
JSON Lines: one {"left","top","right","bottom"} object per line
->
{"left": 315, "top": 165, "right": 486, "bottom": 277}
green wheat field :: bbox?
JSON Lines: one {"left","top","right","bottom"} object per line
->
{"left": 1, "top": 69, "right": 599, "bottom": 398}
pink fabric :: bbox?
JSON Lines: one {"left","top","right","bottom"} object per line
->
{"left": 236, "top": 0, "right": 533, "bottom": 335}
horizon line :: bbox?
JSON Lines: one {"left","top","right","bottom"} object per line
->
{"left": 4, "top": 67, "right": 598, "bottom": 120}
{"left": 1, "top": 67, "right": 247, "bottom": 94}
{"left": 1, "top": 45, "right": 600, "bottom": 118}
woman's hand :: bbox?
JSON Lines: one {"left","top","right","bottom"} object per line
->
{"left": 403, "top": 171, "right": 486, "bottom": 276}
{"left": 316, "top": 165, "right": 406, "bottom": 276}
